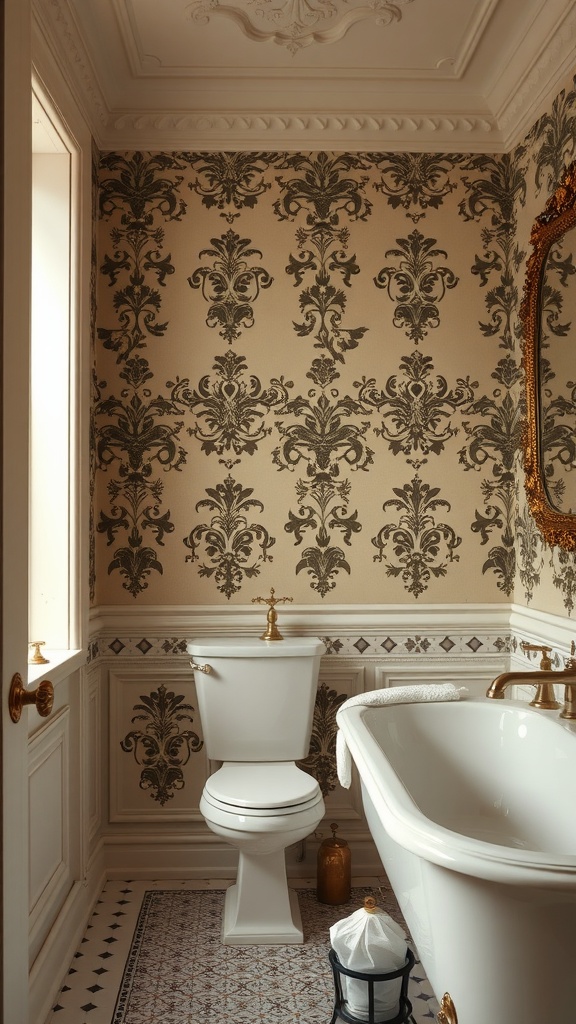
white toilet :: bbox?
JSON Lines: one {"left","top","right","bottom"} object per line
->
{"left": 187, "top": 635, "right": 326, "bottom": 945}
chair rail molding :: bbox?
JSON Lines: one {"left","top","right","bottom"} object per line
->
{"left": 89, "top": 601, "right": 512, "bottom": 665}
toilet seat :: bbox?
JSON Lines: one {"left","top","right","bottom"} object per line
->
{"left": 204, "top": 762, "right": 321, "bottom": 816}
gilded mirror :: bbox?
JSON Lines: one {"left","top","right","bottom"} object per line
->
{"left": 521, "top": 161, "right": 576, "bottom": 550}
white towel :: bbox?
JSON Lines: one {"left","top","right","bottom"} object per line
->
{"left": 335, "top": 683, "right": 466, "bottom": 789}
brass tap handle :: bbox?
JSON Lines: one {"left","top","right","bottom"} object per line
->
{"left": 565, "top": 640, "right": 576, "bottom": 670}
{"left": 520, "top": 641, "right": 553, "bottom": 670}
{"left": 28, "top": 641, "right": 49, "bottom": 665}
{"left": 252, "top": 587, "right": 293, "bottom": 641}
{"left": 364, "top": 896, "right": 377, "bottom": 914}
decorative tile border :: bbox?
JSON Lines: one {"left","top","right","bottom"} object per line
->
{"left": 88, "top": 630, "right": 512, "bottom": 662}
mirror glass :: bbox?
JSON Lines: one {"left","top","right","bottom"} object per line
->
{"left": 522, "top": 160, "right": 576, "bottom": 549}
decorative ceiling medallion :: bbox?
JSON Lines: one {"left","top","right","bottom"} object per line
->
{"left": 188, "top": 0, "right": 415, "bottom": 54}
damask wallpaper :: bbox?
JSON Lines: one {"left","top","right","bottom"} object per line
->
{"left": 92, "top": 73, "right": 576, "bottom": 616}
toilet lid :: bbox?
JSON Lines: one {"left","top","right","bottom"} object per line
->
{"left": 205, "top": 762, "right": 320, "bottom": 810}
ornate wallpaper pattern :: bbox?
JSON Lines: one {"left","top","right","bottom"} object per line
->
{"left": 93, "top": 76, "right": 576, "bottom": 615}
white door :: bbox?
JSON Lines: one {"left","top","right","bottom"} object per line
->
{"left": 2, "top": 0, "right": 33, "bottom": 1017}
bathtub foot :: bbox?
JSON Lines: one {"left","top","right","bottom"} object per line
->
{"left": 437, "top": 993, "right": 458, "bottom": 1024}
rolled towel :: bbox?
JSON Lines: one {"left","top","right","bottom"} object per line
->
{"left": 336, "top": 683, "right": 466, "bottom": 789}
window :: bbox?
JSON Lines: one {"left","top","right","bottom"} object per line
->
{"left": 29, "top": 88, "right": 80, "bottom": 658}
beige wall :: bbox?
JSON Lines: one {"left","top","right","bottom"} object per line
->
{"left": 93, "top": 76, "right": 576, "bottom": 621}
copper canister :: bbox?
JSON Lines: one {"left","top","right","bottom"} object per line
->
{"left": 317, "top": 822, "right": 351, "bottom": 905}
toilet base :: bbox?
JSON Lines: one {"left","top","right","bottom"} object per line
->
{"left": 222, "top": 849, "right": 304, "bottom": 945}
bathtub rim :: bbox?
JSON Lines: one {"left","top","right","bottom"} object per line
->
{"left": 336, "top": 697, "right": 576, "bottom": 888}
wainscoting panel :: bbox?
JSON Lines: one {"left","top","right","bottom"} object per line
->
{"left": 93, "top": 602, "right": 513, "bottom": 877}
{"left": 84, "top": 665, "right": 103, "bottom": 846}
{"left": 109, "top": 667, "right": 209, "bottom": 824}
{"left": 28, "top": 708, "right": 72, "bottom": 963}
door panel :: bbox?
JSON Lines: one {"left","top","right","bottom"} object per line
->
{"left": 2, "top": 0, "right": 32, "bottom": 1018}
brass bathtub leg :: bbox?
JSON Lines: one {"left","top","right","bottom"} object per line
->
{"left": 437, "top": 992, "right": 458, "bottom": 1024}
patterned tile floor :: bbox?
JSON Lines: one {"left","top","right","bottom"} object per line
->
{"left": 44, "top": 878, "right": 439, "bottom": 1024}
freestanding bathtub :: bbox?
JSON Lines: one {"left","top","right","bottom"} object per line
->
{"left": 336, "top": 696, "right": 576, "bottom": 1024}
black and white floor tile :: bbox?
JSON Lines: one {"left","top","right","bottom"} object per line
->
{"left": 44, "top": 878, "right": 439, "bottom": 1024}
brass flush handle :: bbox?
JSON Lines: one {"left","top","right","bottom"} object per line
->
{"left": 9, "top": 672, "right": 54, "bottom": 723}
{"left": 189, "top": 660, "right": 212, "bottom": 675}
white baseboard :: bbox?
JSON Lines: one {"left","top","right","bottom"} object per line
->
{"left": 30, "top": 844, "right": 106, "bottom": 1024}
{"left": 102, "top": 830, "right": 383, "bottom": 881}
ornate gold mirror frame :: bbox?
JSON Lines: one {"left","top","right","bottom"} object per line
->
{"left": 521, "top": 160, "right": 576, "bottom": 550}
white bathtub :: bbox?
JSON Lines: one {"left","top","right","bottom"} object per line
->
{"left": 336, "top": 696, "right": 576, "bottom": 1024}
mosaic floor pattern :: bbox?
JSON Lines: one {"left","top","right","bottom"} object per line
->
{"left": 45, "top": 879, "right": 440, "bottom": 1024}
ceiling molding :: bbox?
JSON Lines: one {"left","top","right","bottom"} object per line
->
{"left": 185, "top": 0, "right": 416, "bottom": 55}
{"left": 493, "top": 2, "right": 576, "bottom": 150}
{"left": 107, "top": 110, "right": 498, "bottom": 152}
{"left": 31, "top": 0, "right": 576, "bottom": 152}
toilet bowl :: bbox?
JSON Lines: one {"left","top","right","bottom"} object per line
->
{"left": 201, "top": 762, "right": 325, "bottom": 943}
{"left": 187, "top": 635, "right": 326, "bottom": 945}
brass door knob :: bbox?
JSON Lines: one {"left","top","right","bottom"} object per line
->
{"left": 9, "top": 672, "right": 54, "bottom": 723}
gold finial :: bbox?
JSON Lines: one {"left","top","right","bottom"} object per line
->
{"left": 28, "top": 641, "right": 49, "bottom": 665}
{"left": 437, "top": 993, "right": 458, "bottom": 1024}
{"left": 252, "top": 587, "right": 293, "bottom": 640}
{"left": 363, "top": 896, "right": 377, "bottom": 914}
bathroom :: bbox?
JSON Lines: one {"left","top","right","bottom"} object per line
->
{"left": 4, "top": 0, "right": 576, "bottom": 1020}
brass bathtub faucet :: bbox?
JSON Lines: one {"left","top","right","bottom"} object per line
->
{"left": 486, "top": 640, "right": 576, "bottom": 718}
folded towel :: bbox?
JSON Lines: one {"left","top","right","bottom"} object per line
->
{"left": 335, "top": 683, "right": 466, "bottom": 789}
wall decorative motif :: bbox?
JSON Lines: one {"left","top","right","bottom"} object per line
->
{"left": 516, "top": 505, "right": 543, "bottom": 604}
{"left": 356, "top": 351, "right": 476, "bottom": 466}
{"left": 98, "top": 153, "right": 186, "bottom": 362}
{"left": 371, "top": 153, "right": 461, "bottom": 222}
{"left": 456, "top": 154, "right": 528, "bottom": 596}
{"left": 120, "top": 684, "right": 203, "bottom": 805}
{"left": 187, "top": 152, "right": 276, "bottom": 223}
{"left": 551, "top": 547, "right": 576, "bottom": 614}
{"left": 372, "top": 475, "right": 461, "bottom": 597}
{"left": 174, "top": 351, "right": 292, "bottom": 467}
{"left": 274, "top": 356, "right": 368, "bottom": 595}
{"left": 530, "top": 84, "right": 576, "bottom": 197}
{"left": 95, "top": 356, "right": 186, "bottom": 596}
{"left": 298, "top": 681, "right": 348, "bottom": 796}
{"left": 93, "top": 107, "right": 576, "bottom": 613}
{"left": 374, "top": 229, "right": 459, "bottom": 342}
{"left": 183, "top": 475, "right": 276, "bottom": 597}
{"left": 188, "top": 229, "right": 273, "bottom": 342}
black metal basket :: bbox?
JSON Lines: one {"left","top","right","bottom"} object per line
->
{"left": 328, "top": 946, "right": 416, "bottom": 1024}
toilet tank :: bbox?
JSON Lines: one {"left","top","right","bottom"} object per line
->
{"left": 187, "top": 636, "right": 325, "bottom": 761}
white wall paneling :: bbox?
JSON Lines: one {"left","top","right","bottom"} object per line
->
{"left": 28, "top": 707, "right": 72, "bottom": 963}
{"left": 84, "top": 664, "right": 103, "bottom": 848}
{"left": 96, "top": 603, "right": 512, "bottom": 879}
{"left": 108, "top": 666, "right": 209, "bottom": 825}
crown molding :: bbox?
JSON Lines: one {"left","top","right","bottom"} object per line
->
{"left": 489, "top": 0, "right": 576, "bottom": 151}
{"left": 31, "top": 0, "right": 576, "bottom": 153}
{"left": 106, "top": 110, "right": 499, "bottom": 152}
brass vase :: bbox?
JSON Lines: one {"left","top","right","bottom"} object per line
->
{"left": 317, "top": 823, "right": 351, "bottom": 905}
